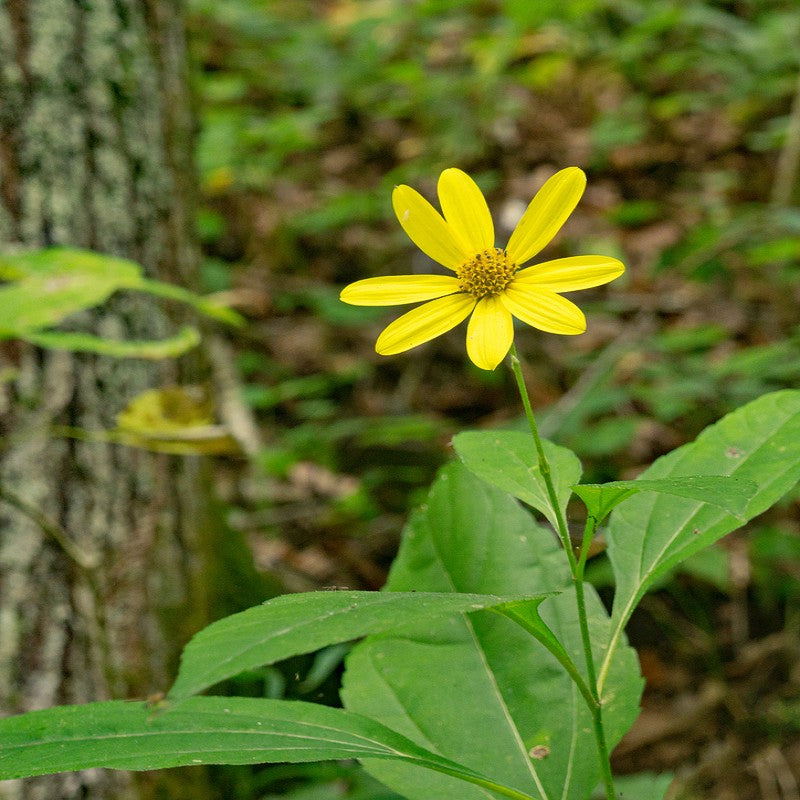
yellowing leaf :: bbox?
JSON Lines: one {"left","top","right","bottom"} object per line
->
{"left": 115, "top": 386, "right": 240, "bottom": 455}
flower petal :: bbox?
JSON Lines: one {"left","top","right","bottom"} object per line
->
{"left": 437, "top": 168, "right": 494, "bottom": 253}
{"left": 500, "top": 285, "right": 586, "bottom": 335}
{"left": 466, "top": 295, "right": 514, "bottom": 370}
{"left": 505, "top": 167, "right": 587, "bottom": 266}
{"left": 340, "top": 275, "right": 460, "bottom": 306}
{"left": 392, "top": 184, "right": 471, "bottom": 270}
{"left": 513, "top": 255, "right": 625, "bottom": 292}
{"left": 375, "top": 293, "right": 476, "bottom": 355}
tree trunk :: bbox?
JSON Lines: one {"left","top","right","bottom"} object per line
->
{"left": 0, "top": 2, "right": 216, "bottom": 798}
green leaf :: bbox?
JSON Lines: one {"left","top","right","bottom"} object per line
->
{"left": 492, "top": 599, "right": 594, "bottom": 709}
{"left": 0, "top": 696, "right": 535, "bottom": 798}
{"left": 599, "top": 390, "right": 800, "bottom": 694}
{"left": 169, "top": 590, "right": 547, "bottom": 701}
{"left": 0, "top": 246, "right": 143, "bottom": 284}
{"left": 0, "top": 248, "right": 143, "bottom": 335}
{"left": 572, "top": 476, "right": 758, "bottom": 524}
{"left": 0, "top": 247, "right": 241, "bottom": 341}
{"left": 0, "top": 273, "right": 120, "bottom": 334}
{"left": 342, "top": 462, "right": 642, "bottom": 800}
{"left": 21, "top": 327, "right": 202, "bottom": 359}
{"left": 453, "top": 430, "right": 582, "bottom": 529}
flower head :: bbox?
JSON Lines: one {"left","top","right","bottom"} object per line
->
{"left": 340, "top": 167, "right": 624, "bottom": 370}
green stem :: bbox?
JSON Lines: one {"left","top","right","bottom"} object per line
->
{"left": 573, "top": 526, "right": 616, "bottom": 800}
{"left": 575, "top": 516, "right": 595, "bottom": 582}
{"left": 508, "top": 347, "right": 577, "bottom": 573}
{"left": 508, "top": 345, "right": 616, "bottom": 800}
{"left": 496, "top": 606, "right": 597, "bottom": 711}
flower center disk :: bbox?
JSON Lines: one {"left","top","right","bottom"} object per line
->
{"left": 457, "top": 248, "right": 517, "bottom": 299}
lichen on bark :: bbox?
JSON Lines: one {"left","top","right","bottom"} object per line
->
{"left": 0, "top": 2, "right": 215, "bottom": 799}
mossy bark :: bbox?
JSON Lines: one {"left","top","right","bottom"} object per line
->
{"left": 0, "top": 2, "right": 216, "bottom": 798}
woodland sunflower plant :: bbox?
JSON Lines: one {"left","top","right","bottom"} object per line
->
{"left": 2, "top": 168, "right": 800, "bottom": 800}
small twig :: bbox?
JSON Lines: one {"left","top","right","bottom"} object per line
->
{"left": 768, "top": 746, "right": 800, "bottom": 800}
{"left": 771, "top": 66, "right": 800, "bottom": 209}
{"left": 750, "top": 745, "right": 800, "bottom": 800}
{"left": 750, "top": 752, "right": 779, "bottom": 800}
{"left": 727, "top": 535, "right": 751, "bottom": 646}
{"left": 207, "top": 334, "right": 263, "bottom": 457}
{"left": 0, "top": 485, "right": 100, "bottom": 570}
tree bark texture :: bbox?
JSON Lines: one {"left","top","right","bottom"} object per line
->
{"left": 0, "top": 2, "right": 216, "bottom": 798}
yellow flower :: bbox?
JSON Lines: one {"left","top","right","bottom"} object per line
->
{"left": 340, "top": 167, "right": 624, "bottom": 370}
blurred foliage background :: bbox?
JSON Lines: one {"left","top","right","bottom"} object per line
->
{"left": 183, "top": 1, "right": 800, "bottom": 797}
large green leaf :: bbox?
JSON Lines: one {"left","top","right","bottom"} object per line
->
{"left": 0, "top": 248, "right": 144, "bottom": 335}
{"left": 599, "top": 390, "right": 800, "bottom": 693}
{"left": 572, "top": 476, "right": 757, "bottom": 524}
{"left": 169, "top": 591, "right": 549, "bottom": 701}
{"left": 453, "top": 430, "right": 581, "bottom": 530}
{"left": 0, "top": 247, "right": 243, "bottom": 348}
{"left": 342, "top": 462, "right": 642, "bottom": 800}
{"left": 0, "top": 696, "right": 533, "bottom": 798}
